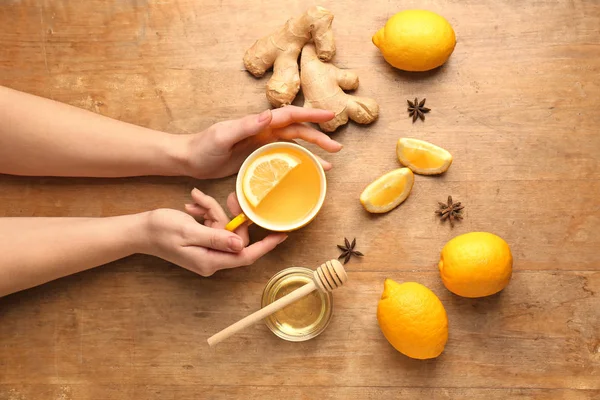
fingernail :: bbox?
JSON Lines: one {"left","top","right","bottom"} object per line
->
{"left": 229, "top": 237, "right": 244, "bottom": 252}
{"left": 277, "top": 235, "right": 288, "bottom": 244}
{"left": 258, "top": 109, "right": 272, "bottom": 123}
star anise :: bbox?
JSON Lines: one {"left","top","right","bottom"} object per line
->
{"left": 337, "top": 237, "right": 364, "bottom": 264}
{"left": 407, "top": 98, "right": 430, "bottom": 122}
{"left": 435, "top": 196, "right": 464, "bottom": 227}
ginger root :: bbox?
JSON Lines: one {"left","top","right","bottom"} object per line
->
{"left": 243, "top": 6, "right": 335, "bottom": 108}
{"left": 300, "top": 44, "right": 379, "bottom": 132}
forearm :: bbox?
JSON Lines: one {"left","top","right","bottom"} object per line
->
{"left": 0, "top": 86, "right": 189, "bottom": 177}
{"left": 0, "top": 213, "right": 149, "bottom": 297}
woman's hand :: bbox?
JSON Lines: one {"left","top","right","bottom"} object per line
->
{"left": 176, "top": 106, "right": 343, "bottom": 179}
{"left": 142, "top": 189, "right": 286, "bottom": 276}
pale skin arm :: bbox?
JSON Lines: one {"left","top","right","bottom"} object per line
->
{"left": 0, "top": 189, "right": 286, "bottom": 297}
{"left": 0, "top": 85, "right": 185, "bottom": 177}
{"left": 0, "top": 214, "right": 147, "bottom": 296}
{"left": 0, "top": 85, "right": 342, "bottom": 178}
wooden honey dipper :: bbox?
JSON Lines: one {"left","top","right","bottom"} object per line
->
{"left": 207, "top": 259, "right": 348, "bottom": 346}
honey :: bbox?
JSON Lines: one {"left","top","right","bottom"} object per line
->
{"left": 262, "top": 267, "right": 333, "bottom": 341}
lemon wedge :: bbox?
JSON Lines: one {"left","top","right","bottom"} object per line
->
{"left": 242, "top": 153, "right": 301, "bottom": 207}
{"left": 396, "top": 138, "right": 452, "bottom": 175}
{"left": 360, "top": 168, "right": 414, "bottom": 213}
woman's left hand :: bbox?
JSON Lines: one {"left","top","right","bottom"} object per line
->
{"left": 176, "top": 106, "right": 342, "bottom": 179}
{"left": 142, "top": 189, "right": 286, "bottom": 277}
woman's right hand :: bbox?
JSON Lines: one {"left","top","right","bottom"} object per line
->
{"left": 175, "top": 106, "right": 341, "bottom": 179}
{"left": 142, "top": 189, "right": 287, "bottom": 276}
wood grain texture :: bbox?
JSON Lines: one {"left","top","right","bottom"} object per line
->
{"left": 0, "top": 0, "right": 599, "bottom": 399}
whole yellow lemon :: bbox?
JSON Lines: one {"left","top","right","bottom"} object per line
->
{"left": 439, "top": 232, "right": 513, "bottom": 298}
{"left": 372, "top": 10, "right": 456, "bottom": 72}
{"left": 377, "top": 279, "right": 448, "bottom": 359}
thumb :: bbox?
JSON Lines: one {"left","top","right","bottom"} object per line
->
{"left": 186, "top": 224, "right": 245, "bottom": 253}
{"left": 222, "top": 109, "right": 272, "bottom": 146}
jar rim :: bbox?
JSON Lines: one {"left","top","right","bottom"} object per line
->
{"left": 261, "top": 267, "right": 333, "bottom": 342}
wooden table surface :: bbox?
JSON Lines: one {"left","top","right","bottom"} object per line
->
{"left": 1, "top": 0, "right": 599, "bottom": 399}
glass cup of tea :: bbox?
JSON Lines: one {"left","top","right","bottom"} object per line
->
{"left": 225, "top": 142, "right": 327, "bottom": 232}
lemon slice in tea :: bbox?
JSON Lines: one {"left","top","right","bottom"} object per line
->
{"left": 243, "top": 153, "right": 301, "bottom": 207}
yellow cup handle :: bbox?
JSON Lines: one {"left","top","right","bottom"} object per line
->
{"left": 225, "top": 213, "right": 252, "bottom": 232}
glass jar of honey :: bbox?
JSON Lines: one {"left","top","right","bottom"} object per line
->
{"left": 261, "top": 267, "right": 333, "bottom": 341}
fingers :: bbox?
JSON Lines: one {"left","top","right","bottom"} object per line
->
{"left": 214, "top": 106, "right": 336, "bottom": 149}
{"left": 315, "top": 154, "right": 332, "bottom": 171}
{"left": 185, "top": 204, "right": 224, "bottom": 228}
{"left": 276, "top": 123, "right": 342, "bottom": 153}
{"left": 189, "top": 188, "right": 229, "bottom": 228}
{"left": 178, "top": 232, "right": 287, "bottom": 277}
{"left": 185, "top": 203, "right": 206, "bottom": 218}
{"left": 183, "top": 223, "right": 245, "bottom": 253}
{"left": 218, "top": 109, "right": 273, "bottom": 147}
{"left": 270, "top": 106, "right": 335, "bottom": 128}
{"left": 210, "top": 233, "right": 288, "bottom": 272}
{"left": 226, "top": 192, "right": 242, "bottom": 215}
